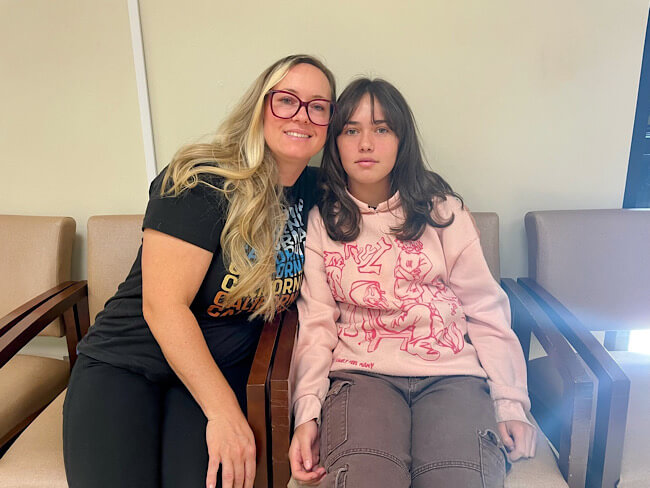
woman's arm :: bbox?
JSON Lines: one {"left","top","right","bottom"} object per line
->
{"left": 142, "top": 228, "right": 255, "bottom": 488}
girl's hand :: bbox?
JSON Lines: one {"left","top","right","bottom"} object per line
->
{"left": 289, "top": 420, "right": 326, "bottom": 484}
{"left": 497, "top": 420, "right": 537, "bottom": 462}
{"left": 205, "top": 407, "right": 257, "bottom": 488}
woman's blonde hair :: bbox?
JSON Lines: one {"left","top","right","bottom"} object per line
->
{"left": 161, "top": 54, "right": 336, "bottom": 321}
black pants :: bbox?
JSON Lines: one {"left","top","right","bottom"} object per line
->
{"left": 63, "top": 353, "right": 251, "bottom": 488}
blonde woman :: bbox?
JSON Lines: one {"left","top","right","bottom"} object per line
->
{"left": 63, "top": 54, "right": 336, "bottom": 488}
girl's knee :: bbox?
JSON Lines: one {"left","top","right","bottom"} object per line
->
{"left": 411, "top": 428, "right": 507, "bottom": 488}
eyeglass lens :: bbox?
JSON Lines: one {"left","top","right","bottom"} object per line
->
{"left": 271, "top": 91, "right": 333, "bottom": 126}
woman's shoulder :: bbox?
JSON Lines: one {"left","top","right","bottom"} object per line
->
{"left": 143, "top": 165, "right": 226, "bottom": 252}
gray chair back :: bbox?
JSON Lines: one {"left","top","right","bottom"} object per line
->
{"left": 473, "top": 212, "right": 500, "bottom": 282}
{"left": 525, "top": 209, "right": 650, "bottom": 331}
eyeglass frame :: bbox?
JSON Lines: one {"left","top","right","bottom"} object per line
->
{"left": 267, "top": 90, "right": 336, "bottom": 126}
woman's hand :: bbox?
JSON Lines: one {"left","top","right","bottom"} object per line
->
{"left": 289, "top": 420, "right": 326, "bottom": 484}
{"left": 497, "top": 420, "right": 537, "bottom": 462}
{"left": 205, "top": 405, "right": 257, "bottom": 488}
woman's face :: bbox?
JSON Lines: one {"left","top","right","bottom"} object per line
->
{"left": 263, "top": 63, "right": 331, "bottom": 180}
{"left": 336, "top": 94, "right": 399, "bottom": 205}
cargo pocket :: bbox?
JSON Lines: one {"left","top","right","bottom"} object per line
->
{"left": 334, "top": 464, "right": 349, "bottom": 487}
{"left": 322, "top": 380, "right": 352, "bottom": 458}
{"left": 478, "top": 429, "right": 507, "bottom": 488}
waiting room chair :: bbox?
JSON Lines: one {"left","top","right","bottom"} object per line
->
{"left": 0, "top": 215, "right": 75, "bottom": 452}
{"left": 0, "top": 214, "right": 282, "bottom": 487}
{"left": 275, "top": 213, "right": 594, "bottom": 488}
{"left": 520, "top": 209, "right": 650, "bottom": 488}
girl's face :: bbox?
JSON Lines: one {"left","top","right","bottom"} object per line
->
{"left": 336, "top": 94, "right": 399, "bottom": 206}
{"left": 263, "top": 63, "right": 331, "bottom": 182}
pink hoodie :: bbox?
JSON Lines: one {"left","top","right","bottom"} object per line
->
{"left": 291, "top": 192, "right": 531, "bottom": 429}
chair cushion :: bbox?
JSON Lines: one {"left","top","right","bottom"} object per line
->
{"left": 0, "top": 355, "right": 68, "bottom": 441}
{"left": 0, "top": 390, "right": 67, "bottom": 487}
{"left": 287, "top": 416, "right": 568, "bottom": 488}
{"left": 611, "top": 351, "right": 650, "bottom": 488}
{"left": 0, "top": 390, "right": 569, "bottom": 488}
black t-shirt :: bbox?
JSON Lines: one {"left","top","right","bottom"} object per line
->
{"left": 78, "top": 165, "right": 319, "bottom": 383}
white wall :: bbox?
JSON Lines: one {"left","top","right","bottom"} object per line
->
{"left": 1, "top": 0, "right": 148, "bottom": 280}
{"left": 1, "top": 0, "right": 148, "bottom": 358}
{"left": 2, "top": 0, "right": 648, "bottom": 357}
{"left": 4, "top": 0, "right": 646, "bottom": 279}
{"left": 139, "top": 0, "right": 649, "bottom": 278}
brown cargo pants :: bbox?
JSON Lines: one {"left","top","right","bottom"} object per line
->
{"left": 319, "top": 371, "right": 509, "bottom": 488}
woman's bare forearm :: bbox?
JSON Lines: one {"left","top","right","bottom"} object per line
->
{"left": 144, "top": 304, "right": 241, "bottom": 419}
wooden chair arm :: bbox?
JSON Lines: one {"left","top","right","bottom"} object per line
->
{"left": 0, "top": 281, "right": 88, "bottom": 369}
{"left": 502, "top": 278, "right": 592, "bottom": 488}
{"left": 518, "top": 278, "right": 629, "bottom": 488}
{"left": 245, "top": 306, "right": 298, "bottom": 488}
{"left": 0, "top": 281, "right": 76, "bottom": 337}
{"left": 247, "top": 312, "right": 282, "bottom": 488}
{"left": 269, "top": 307, "right": 298, "bottom": 487}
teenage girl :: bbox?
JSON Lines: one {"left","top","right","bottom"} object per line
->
{"left": 289, "top": 78, "right": 536, "bottom": 487}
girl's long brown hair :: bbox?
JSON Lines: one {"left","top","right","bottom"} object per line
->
{"left": 320, "top": 78, "right": 461, "bottom": 242}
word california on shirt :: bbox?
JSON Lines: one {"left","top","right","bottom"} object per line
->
{"left": 208, "top": 199, "right": 307, "bottom": 318}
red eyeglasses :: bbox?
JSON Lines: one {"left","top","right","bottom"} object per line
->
{"left": 268, "top": 90, "right": 335, "bottom": 126}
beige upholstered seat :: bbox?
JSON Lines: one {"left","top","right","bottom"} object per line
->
{"left": 521, "top": 209, "right": 650, "bottom": 488}
{"left": 0, "top": 215, "right": 75, "bottom": 448}
{"left": 0, "top": 356, "right": 69, "bottom": 447}
{"left": 0, "top": 391, "right": 67, "bottom": 488}
{"left": 0, "top": 215, "right": 143, "bottom": 487}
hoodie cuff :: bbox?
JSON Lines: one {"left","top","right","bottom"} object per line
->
{"left": 293, "top": 395, "right": 322, "bottom": 430}
{"left": 494, "top": 399, "right": 533, "bottom": 426}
